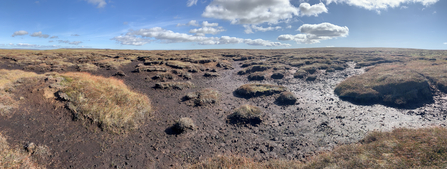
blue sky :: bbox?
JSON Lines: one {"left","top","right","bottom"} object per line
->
{"left": 0, "top": 0, "right": 445, "bottom": 50}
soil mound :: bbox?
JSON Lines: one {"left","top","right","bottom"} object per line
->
{"left": 235, "top": 83, "right": 287, "bottom": 98}
{"left": 335, "top": 65, "right": 432, "bottom": 107}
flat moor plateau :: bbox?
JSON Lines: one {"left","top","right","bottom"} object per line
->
{"left": 1, "top": 48, "right": 447, "bottom": 168}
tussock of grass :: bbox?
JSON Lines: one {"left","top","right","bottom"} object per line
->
{"left": 0, "top": 133, "right": 44, "bottom": 169}
{"left": 60, "top": 72, "right": 152, "bottom": 133}
{"left": 335, "top": 64, "right": 433, "bottom": 107}
{"left": 228, "top": 104, "right": 262, "bottom": 125}
{"left": 235, "top": 83, "right": 287, "bottom": 98}
{"left": 189, "top": 127, "right": 447, "bottom": 169}
{"left": 154, "top": 81, "right": 194, "bottom": 90}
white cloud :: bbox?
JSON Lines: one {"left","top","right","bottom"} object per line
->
{"left": 189, "top": 27, "right": 226, "bottom": 35}
{"left": 50, "top": 36, "right": 58, "bottom": 39}
{"left": 401, "top": 6, "right": 408, "bottom": 9}
{"left": 444, "top": 42, "right": 447, "bottom": 45}
{"left": 111, "top": 36, "right": 152, "bottom": 46}
{"left": 278, "top": 22, "right": 349, "bottom": 44}
{"left": 112, "top": 27, "right": 290, "bottom": 47}
{"left": 243, "top": 25, "right": 282, "bottom": 34}
{"left": 286, "top": 25, "right": 292, "bottom": 29}
{"left": 86, "top": 0, "right": 106, "bottom": 8}
{"left": 433, "top": 11, "right": 436, "bottom": 14}
{"left": 15, "top": 43, "right": 60, "bottom": 48}
{"left": 30, "top": 31, "right": 50, "bottom": 38}
{"left": 12, "top": 30, "right": 28, "bottom": 37}
{"left": 243, "top": 25, "right": 254, "bottom": 34}
{"left": 177, "top": 20, "right": 200, "bottom": 27}
{"left": 202, "top": 21, "right": 218, "bottom": 27}
{"left": 252, "top": 25, "right": 282, "bottom": 32}
{"left": 187, "top": 0, "right": 198, "bottom": 7}
{"left": 69, "top": 41, "right": 83, "bottom": 45}
{"left": 202, "top": 0, "right": 299, "bottom": 25}
{"left": 58, "top": 40, "right": 83, "bottom": 45}
{"left": 71, "top": 34, "right": 80, "bottom": 36}
{"left": 325, "top": 0, "right": 438, "bottom": 11}
{"left": 299, "top": 2, "right": 328, "bottom": 16}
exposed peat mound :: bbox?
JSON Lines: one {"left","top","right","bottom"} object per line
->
{"left": 275, "top": 91, "right": 297, "bottom": 105}
{"left": 335, "top": 64, "right": 432, "bottom": 108}
{"left": 235, "top": 83, "right": 287, "bottom": 98}
{"left": 227, "top": 105, "right": 262, "bottom": 126}
{"left": 183, "top": 88, "right": 220, "bottom": 106}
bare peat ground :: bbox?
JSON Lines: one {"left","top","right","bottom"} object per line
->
{"left": 0, "top": 48, "right": 447, "bottom": 168}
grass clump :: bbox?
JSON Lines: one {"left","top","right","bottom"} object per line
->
{"left": 173, "top": 117, "right": 195, "bottom": 133}
{"left": 238, "top": 65, "right": 271, "bottom": 75}
{"left": 228, "top": 105, "right": 262, "bottom": 125}
{"left": 235, "top": 83, "right": 287, "bottom": 98}
{"left": 335, "top": 64, "right": 432, "bottom": 107}
{"left": 0, "top": 133, "right": 44, "bottom": 169}
{"left": 184, "top": 88, "right": 220, "bottom": 106}
{"left": 248, "top": 72, "right": 265, "bottom": 81}
{"left": 154, "top": 81, "right": 194, "bottom": 90}
{"left": 60, "top": 72, "right": 152, "bottom": 133}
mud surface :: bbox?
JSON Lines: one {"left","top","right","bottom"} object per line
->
{"left": 1, "top": 55, "right": 447, "bottom": 168}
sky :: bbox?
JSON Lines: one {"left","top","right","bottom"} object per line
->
{"left": 0, "top": 0, "right": 445, "bottom": 50}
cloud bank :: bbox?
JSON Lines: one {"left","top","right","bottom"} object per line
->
{"left": 325, "top": 0, "right": 438, "bottom": 11}
{"left": 30, "top": 31, "right": 50, "bottom": 38}
{"left": 278, "top": 22, "right": 349, "bottom": 44}
{"left": 12, "top": 30, "right": 29, "bottom": 37}
{"left": 202, "top": 0, "right": 299, "bottom": 25}
{"left": 299, "top": 2, "right": 328, "bottom": 16}
{"left": 112, "top": 27, "right": 290, "bottom": 47}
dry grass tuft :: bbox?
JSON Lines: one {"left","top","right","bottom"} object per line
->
{"left": 60, "top": 72, "right": 152, "bottom": 133}
{"left": 228, "top": 104, "right": 262, "bottom": 125}
{"left": 0, "top": 133, "right": 44, "bottom": 169}
{"left": 235, "top": 83, "right": 287, "bottom": 98}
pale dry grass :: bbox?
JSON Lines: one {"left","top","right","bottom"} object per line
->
{"left": 60, "top": 72, "right": 152, "bottom": 133}
{"left": 0, "top": 69, "right": 41, "bottom": 115}
{"left": 0, "top": 133, "right": 44, "bottom": 169}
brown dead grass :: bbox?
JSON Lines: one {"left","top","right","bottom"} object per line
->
{"left": 0, "top": 133, "right": 44, "bottom": 169}
{"left": 335, "top": 64, "right": 432, "bottom": 106}
{"left": 235, "top": 84, "right": 287, "bottom": 98}
{"left": 60, "top": 72, "right": 152, "bottom": 133}
{"left": 0, "top": 69, "right": 41, "bottom": 115}
{"left": 189, "top": 127, "right": 447, "bottom": 169}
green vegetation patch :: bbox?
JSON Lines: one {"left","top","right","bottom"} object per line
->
{"left": 235, "top": 83, "right": 287, "bottom": 98}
